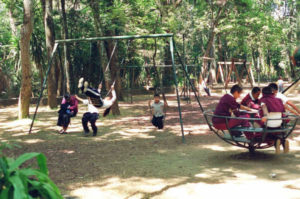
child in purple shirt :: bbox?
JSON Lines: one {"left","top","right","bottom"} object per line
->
{"left": 259, "top": 86, "right": 285, "bottom": 115}
{"left": 241, "top": 87, "right": 261, "bottom": 109}
{"left": 57, "top": 94, "right": 78, "bottom": 134}
{"left": 258, "top": 86, "right": 289, "bottom": 154}
{"left": 213, "top": 85, "right": 254, "bottom": 136}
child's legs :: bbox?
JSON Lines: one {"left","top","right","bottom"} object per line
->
{"left": 62, "top": 114, "right": 71, "bottom": 128}
{"left": 89, "top": 113, "right": 99, "bottom": 133}
{"left": 85, "top": 87, "right": 101, "bottom": 98}
{"left": 152, "top": 116, "right": 158, "bottom": 127}
{"left": 228, "top": 114, "right": 250, "bottom": 128}
{"left": 82, "top": 113, "right": 91, "bottom": 132}
{"left": 157, "top": 116, "right": 164, "bottom": 129}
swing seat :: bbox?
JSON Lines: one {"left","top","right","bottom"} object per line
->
{"left": 90, "top": 97, "right": 103, "bottom": 108}
{"left": 203, "top": 110, "right": 299, "bottom": 153}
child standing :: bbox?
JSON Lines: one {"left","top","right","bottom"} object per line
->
{"left": 277, "top": 76, "right": 284, "bottom": 93}
{"left": 75, "top": 95, "right": 100, "bottom": 136}
{"left": 149, "top": 94, "right": 168, "bottom": 130}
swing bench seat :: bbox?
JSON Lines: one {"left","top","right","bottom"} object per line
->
{"left": 203, "top": 110, "right": 299, "bottom": 153}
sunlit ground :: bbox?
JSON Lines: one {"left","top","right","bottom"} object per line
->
{"left": 0, "top": 92, "right": 300, "bottom": 199}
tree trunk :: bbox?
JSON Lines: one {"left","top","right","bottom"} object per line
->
{"left": 89, "top": 0, "right": 106, "bottom": 89}
{"left": 41, "top": 0, "right": 58, "bottom": 108}
{"left": 8, "top": 7, "right": 18, "bottom": 37}
{"left": 19, "top": 0, "right": 33, "bottom": 119}
{"left": 60, "top": 0, "right": 74, "bottom": 93}
{"left": 32, "top": 34, "right": 44, "bottom": 89}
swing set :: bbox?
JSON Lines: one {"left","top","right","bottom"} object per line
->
{"left": 28, "top": 33, "right": 188, "bottom": 142}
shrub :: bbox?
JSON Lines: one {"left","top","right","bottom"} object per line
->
{"left": 0, "top": 143, "right": 62, "bottom": 199}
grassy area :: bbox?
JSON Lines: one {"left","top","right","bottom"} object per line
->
{"left": 1, "top": 94, "right": 300, "bottom": 199}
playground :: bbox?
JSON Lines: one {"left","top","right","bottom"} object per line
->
{"left": 1, "top": 1, "right": 300, "bottom": 198}
{"left": 1, "top": 89, "right": 300, "bottom": 198}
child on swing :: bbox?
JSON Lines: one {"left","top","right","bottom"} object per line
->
{"left": 75, "top": 84, "right": 117, "bottom": 136}
{"left": 78, "top": 77, "right": 104, "bottom": 107}
{"left": 78, "top": 77, "right": 117, "bottom": 113}
{"left": 149, "top": 94, "right": 168, "bottom": 130}
{"left": 213, "top": 85, "right": 266, "bottom": 137}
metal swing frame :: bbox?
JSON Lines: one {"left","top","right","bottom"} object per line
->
{"left": 28, "top": 33, "right": 186, "bottom": 143}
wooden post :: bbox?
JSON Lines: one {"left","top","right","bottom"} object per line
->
{"left": 219, "top": 64, "right": 225, "bottom": 83}
{"left": 243, "top": 61, "right": 252, "bottom": 88}
{"left": 225, "top": 62, "right": 233, "bottom": 89}
{"left": 233, "top": 60, "right": 242, "bottom": 86}
{"left": 216, "top": 64, "right": 220, "bottom": 82}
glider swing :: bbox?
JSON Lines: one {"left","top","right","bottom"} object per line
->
{"left": 173, "top": 44, "right": 300, "bottom": 153}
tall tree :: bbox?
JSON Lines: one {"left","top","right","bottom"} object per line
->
{"left": 88, "top": 0, "right": 107, "bottom": 89}
{"left": 60, "top": 0, "right": 74, "bottom": 93}
{"left": 18, "top": 0, "right": 33, "bottom": 119}
{"left": 89, "top": 0, "right": 122, "bottom": 115}
{"left": 41, "top": 0, "right": 58, "bottom": 108}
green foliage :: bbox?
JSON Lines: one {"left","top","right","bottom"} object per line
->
{"left": 0, "top": 143, "right": 62, "bottom": 199}
{"left": 0, "top": 0, "right": 299, "bottom": 98}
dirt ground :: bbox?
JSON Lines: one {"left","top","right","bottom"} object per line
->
{"left": 0, "top": 92, "right": 300, "bottom": 199}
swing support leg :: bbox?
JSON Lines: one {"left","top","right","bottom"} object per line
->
{"left": 29, "top": 43, "right": 59, "bottom": 133}
{"left": 170, "top": 37, "right": 185, "bottom": 143}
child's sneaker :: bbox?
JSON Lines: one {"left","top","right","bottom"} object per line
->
{"left": 78, "top": 77, "right": 84, "bottom": 88}
{"left": 83, "top": 81, "right": 89, "bottom": 92}
{"left": 275, "top": 139, "right": 281, "bottom": 154}
{"left": 84, "top": 131, "right": 89, "bottom": 137}
{"left": 93, "top": 131, "right": 97, "bottom": 136}
{"left": 283, "top": 140, "right": 290, "bottom": 154}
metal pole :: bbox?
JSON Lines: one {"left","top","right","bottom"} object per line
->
{"left": 170, "top": 37, "right": 185, "bottom": 143}
{"left": 29, "top": 43, "right": 59, "bottom": 133}
{"left": 183, "top": 34, "right": 190, "bottom": 103}
{"left": 173, "top": 43, "right": 211, "bottom": 128}
{"left": 173, "top": 39, "right": 206, "bottom": 112}
{"left": 55, "top": 33, "right": 174, "bottom": 44}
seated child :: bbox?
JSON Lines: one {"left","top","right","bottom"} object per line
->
{"left": 213, "top": 85, "right": 260, "bottom": 137}
{"left": 269, "top": 83, "right": 300, "bottom": 115}
{"left": 241, "top": 87, "right": 261, "bottom": 109}
{"left": 241, "top": 87, "right": 263, "bottom": 128}
{"left": 78, "top": 77, "right": 104, "bottom": 107}
{"left": 57, "top": 94, "right": 78, "bottom": 134}
{"left": 259, "top": 86, "right": 289, "bottom": 154}
{"left": 149, "top": 94, "right": 168, "bottom": 129}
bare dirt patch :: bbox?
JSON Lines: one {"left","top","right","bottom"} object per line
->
{"left": 1, "top": 93, "right": 300, "bottom": 199}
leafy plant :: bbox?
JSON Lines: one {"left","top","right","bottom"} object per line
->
{"left": 0, "top": 143, "right": 62, "bottom": 199}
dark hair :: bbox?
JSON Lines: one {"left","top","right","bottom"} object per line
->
{"left": 268, "top": 83, "right": 278, "bottom": 91}
{"left": 103, "top": 107, "right": 111, "bottom": 117}
{"left": 262, "top": 86, "right": 273, "bottom": 95}
{"left": 154, "top": 93, "right": 160, "bottom": 98}
{"left": 230, "top": 84, "right": 243, "bottom": 94}
{"left": 252, "top": 87, "right": 261, "bottom": 94}
{"left": 64, "top": 93, "right": 70, "bottom": 100}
